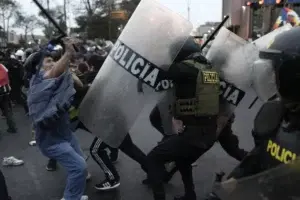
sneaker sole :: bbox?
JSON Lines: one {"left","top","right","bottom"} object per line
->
{"left": 94, "top": 182, "right": 120, "bottom": 191}
{"left": 46, "top": 167, "right": 57, "bottom": 171}
{"left": 2, "top": 163, "right": 24, "bottom": 166}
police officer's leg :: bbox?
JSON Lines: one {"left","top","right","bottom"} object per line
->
{"left": 147, "top": 136, "right": 204, "bottom": 200}
{"left": 109, "top": 147, "right": 119, "bottom": 163}
{"left": 150, "top": 106, "right": 166, "bottom": 137}
{"left": 119, "top": 133, "right": 148, "bottom": 173}
{"left": 176, "top": 161, "right": 196, "bottom": 200}
{"left": 218, "top": 122, "right": 248, "bottom": 162}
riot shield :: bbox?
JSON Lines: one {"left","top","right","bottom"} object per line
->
{"left": 206, "top": 28, "right": 262, "bottom": 136}
{"left": 214, "top": 158, "right": 300, "bottom": 200}
{"left": 251, "top": 25, "right": 292, "bottom": 102}
{"left": 79, "top": 0, "right": 193, "bottom": 148}
{"left": 252, "top": 24, "right": 292, "bottom": 50}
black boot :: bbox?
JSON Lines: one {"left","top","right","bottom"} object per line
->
{"left": 204, "top": 192, "right": 221, "bottom": 200}
{"left": 174, "top": 192, "right": 196, "bottom": 200}
{"left": 46, "top": 159, "right": 57, "bottom": 171}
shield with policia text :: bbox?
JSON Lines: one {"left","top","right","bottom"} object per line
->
{"left": 79, "top": 0, "right": 193, "bottom": 148}
{"left": 206, "top": 26, "right": 289, "bottom": 137}
{"left": 206, "top": 27, "right": 262, "bottom": 135}
{"left": 213, "top": 157, "right": 300, "bottom": 200}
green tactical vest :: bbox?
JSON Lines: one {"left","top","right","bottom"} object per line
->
{"left": 69, "top": 106, "right": 79, "bottom": 121}
{"left": 174, "top": 59, "right": 220, "bottom": 117}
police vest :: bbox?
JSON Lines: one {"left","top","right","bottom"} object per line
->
{"left": 0, "top": 64, "right": 11, "bottom": 96}
{"left": 69, "top": 106, "right": 79, "bottom": 122}
{"left": 174, "top": 59, "right": 220, "bottom": 117}
{"left": 253, "top": 101, "right": 300, "bottom": 170}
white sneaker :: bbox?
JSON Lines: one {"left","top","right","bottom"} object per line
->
{"left": 2, "top": 156, "right": 24, "bottom": 166}
{"left": 61, "top": 195, "right": 88, "bottom": 200}
{"left": 29, "top": 140, "right": 36, "bottom": 146}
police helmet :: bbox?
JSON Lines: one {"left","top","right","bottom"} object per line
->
{"left": 24, "top": 51, "right": 49, "bottom": 76}
{"left": 173, "top": 36, "right": 201, "bottom": 63}
{"left": 259, "top": 27, "right": 300, "bottom": 101}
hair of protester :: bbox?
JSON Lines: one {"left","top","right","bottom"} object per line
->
{"left": 87, "top": 54, "right": 105, "bottom": 71}
{"left": 78, "top": 62, "right": 89, "bottom": 74}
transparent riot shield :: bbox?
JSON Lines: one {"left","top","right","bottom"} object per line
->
{"left": 79, "top": 0, "right": 193, "bottom": 148}
{"left": 214, "top": 158, "right": 300, "bottom": 200}
{"left": 252, "top": 24, "right": 292, "bottom": 50}
{"left": 251, "top": 25, "right": 292, "bottom": 102}
{"left": 206, "top": 27, "right": 247, "bottom": 71}
{"left": 206, "top": 27, "right": 262, "bottom": 136}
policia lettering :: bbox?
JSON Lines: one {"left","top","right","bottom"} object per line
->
{"left": 220, "top": 79, "right": 245, "bottom": 106}
{"left": 110, "top": 40, "right": 173, "bottom": 91}
{"left": 266, "top": 140, "right": 297, "bottom": 164}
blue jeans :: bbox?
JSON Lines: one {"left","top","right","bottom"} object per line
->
{"left": 40, "top": 134, "right": 87, "bottom": 200}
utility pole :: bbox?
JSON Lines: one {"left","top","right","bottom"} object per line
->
{"left": 186, "top": 0, "right": 191, "bottom": 21}
{"left": 63, "top": 0, "right": 68, "bottom": 34}
{"left": 108, "top": 0, "right": 114, "bottom": 40}
{"left": 46, "top": 0, "right": 51, "bottom": 37}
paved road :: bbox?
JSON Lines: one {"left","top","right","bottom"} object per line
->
{"left": 0, "top": 102, "right": 258, "bottom": 200}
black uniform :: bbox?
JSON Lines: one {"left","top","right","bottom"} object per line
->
{"left": 147, "top": 37, "right": 220, "bottom": 200}
{"left": 2, "top": 58, "right": 23, "bottom": 104}
{"left": 208, "top": 26, "right": 300, "bottom": 200}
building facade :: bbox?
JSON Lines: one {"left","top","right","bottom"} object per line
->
{"left": 223, "top": 0, "right": 300, "bottom": 39}
{"left": 251, "top": 0, "right": 300, "bottom": 35}
{"left": 222, "top": 0, "right": 251, "bottom": 39}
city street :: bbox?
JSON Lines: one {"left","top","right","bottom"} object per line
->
{"left": 0, "top": 102, "right": 257, "bottom": 200}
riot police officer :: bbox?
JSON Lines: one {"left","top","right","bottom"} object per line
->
{"left": 147, "top": 37, "right": 220, "bottom": 200}
{"left": 206, "top": 26, "right": 300, "bottom": 200}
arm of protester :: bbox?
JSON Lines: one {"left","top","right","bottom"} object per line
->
{"left": 44, "top": 38, "right": 78, "bottom": 79}
{"left": 72, "top": 73, "right": 84, "bottom": 89}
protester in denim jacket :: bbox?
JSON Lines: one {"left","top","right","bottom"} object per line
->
{"left": 27, "top": 38, "right": 89, "bottom": 200}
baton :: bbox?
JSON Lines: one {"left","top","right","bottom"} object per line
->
{"left": 200, "top": 15, "right": 229, "bottom": 51}
{"left": 32, "top": 0, "right": 79, "bottom": 51}
{"left": 32, "top": 0, "right": 66, "bottom": 37}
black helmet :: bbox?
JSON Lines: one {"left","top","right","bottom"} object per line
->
{"left": 259, "top": 27, "right": 300, "bottom": 101}
{"left": 24, "top": 52, "right": 44, "bottom": 75}
{"left": 173, "top": 36, "right": 201, "bottom": 63}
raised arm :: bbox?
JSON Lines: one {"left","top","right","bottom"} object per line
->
{"left": 44, "top": 38, "right": 78, "bottom": 79}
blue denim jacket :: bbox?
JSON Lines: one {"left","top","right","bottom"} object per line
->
{"left": 27, "top": 70, "right": 76, "bottom": 147}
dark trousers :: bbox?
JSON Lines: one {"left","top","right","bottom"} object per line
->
{"left": 0, "top": 95, "right": 16, "bottom": 131}
{"left": 90, "top": 133, "right": 147, "bottom": 181}
{"left": 9, "top": 83, "right": 22, "bottom": 104}
{"left": 147, "top": 135, "right": 211, "bottom": 200}
{"left": 90, "top": 137, "right": 120, "bottom": 181}
{"left": 149, "top": 106, "right": 166, "bottom": 137}
{"left": 0, "top": 170, "right": 10, "bottom": 200}
{"left": 164, "top": 117, "right": 248, "bottom": 183}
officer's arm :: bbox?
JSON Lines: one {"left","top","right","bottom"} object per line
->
{"left": 219, "top": 115, "right": 248, "bottom": 161}
{"left": 252, "top": 101, "right": 284, "bottom": 147}
{"left": 227, "top": 146, "right": 263, "bottom": 179}
{"left": 165, "top": 63, "right": 185, "bottom": 83}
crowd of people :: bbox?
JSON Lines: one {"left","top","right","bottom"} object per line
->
{"left": 0, "top": 35, "right": 249, "bottom": 200}
{"left": 0, "top": 23, "right": 299, "bottom": 200}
